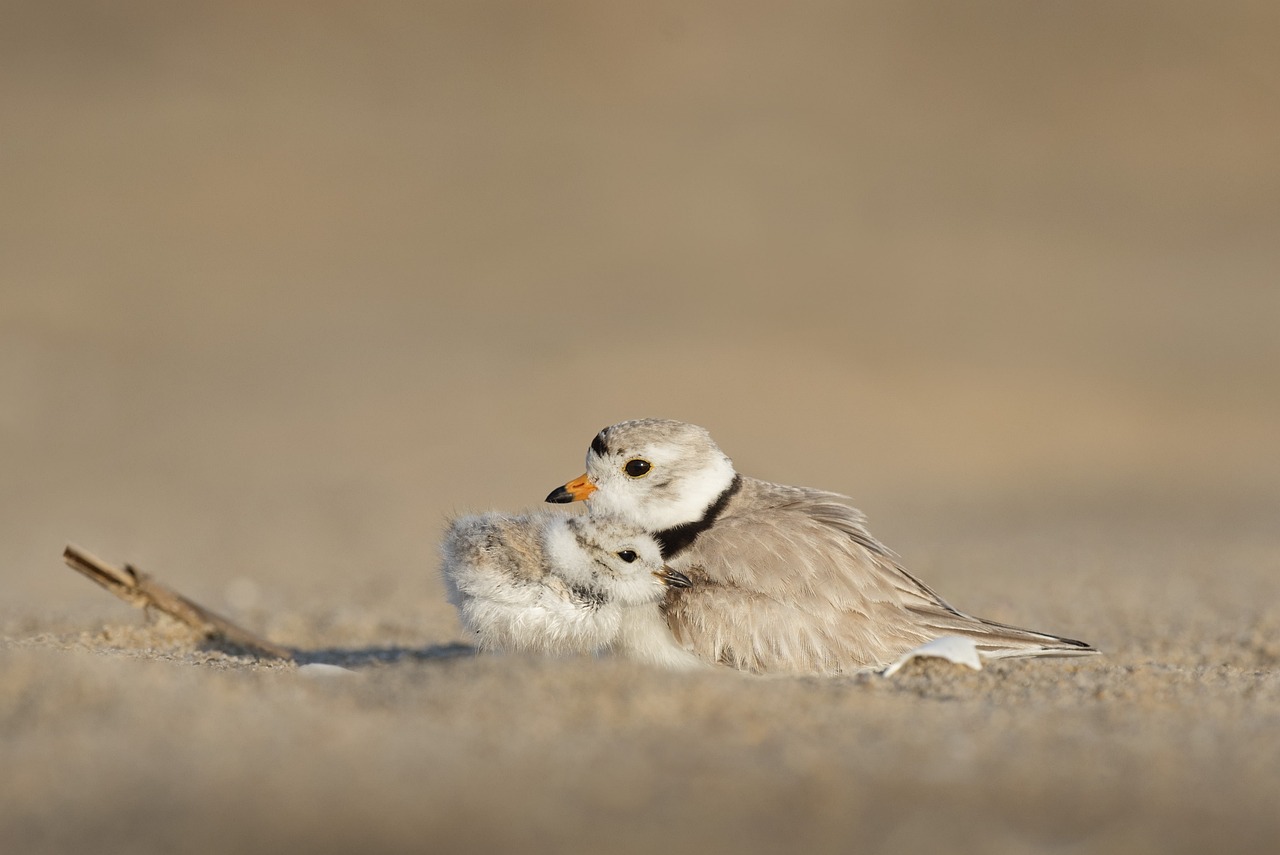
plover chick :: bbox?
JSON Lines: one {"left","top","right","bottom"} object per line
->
{"left": 441, "top": 512, "right": 704, "bottom": 669}
{"left": 547, "top": 418, "right": 1098, "bottom": 675}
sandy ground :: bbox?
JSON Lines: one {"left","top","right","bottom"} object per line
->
{"left": 3, "top": 2, "right": 1279, "bottom": 853}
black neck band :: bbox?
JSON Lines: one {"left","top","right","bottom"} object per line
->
{"left": 654, "top": 475, "right": 742, "bottom": 559}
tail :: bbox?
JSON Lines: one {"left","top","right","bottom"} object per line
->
{"left": 910, "top": 606, "right": 1100, "bottom": 660}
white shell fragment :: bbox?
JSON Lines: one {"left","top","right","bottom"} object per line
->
{"left": 297, "top": 663, "right": 358, "bottom": 677}
{"left": 881, "top": 636, "right": 983, "bottom": 678}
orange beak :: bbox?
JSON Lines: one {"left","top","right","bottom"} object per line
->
{"left": 545, "top": 473, "right": 597, "bottom": 504}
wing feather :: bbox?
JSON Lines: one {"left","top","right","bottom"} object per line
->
{"left": 663, "top": 479, "right": 1096, "bottom": 672}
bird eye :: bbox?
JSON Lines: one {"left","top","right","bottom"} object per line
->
{"left": 623, "top": 459, "right": 651, "bottom": 478}
{"left": 617, "top": 550, "right": 638, "bottom": 564}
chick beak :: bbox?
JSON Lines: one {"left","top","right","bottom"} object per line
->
{"left": 545, "top": 473, "right": 597, "bottom": 504}
{"left": 653, "top": 567, "right": 693, "bottom": 589}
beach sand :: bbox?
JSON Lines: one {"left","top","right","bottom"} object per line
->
{"left": 3, "top": 3, "right": 1279, "bottom": 853}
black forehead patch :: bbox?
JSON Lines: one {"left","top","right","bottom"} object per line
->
{"left": 590, "top": 431, "right": 609, "bottom": 457}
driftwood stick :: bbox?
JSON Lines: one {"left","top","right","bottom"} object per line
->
{"left": 62, "top": 544, "right": 294, "bottom": 661}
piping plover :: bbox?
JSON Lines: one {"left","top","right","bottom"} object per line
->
{"left": 547, "top": 418, "right": 1099, "bottom": 675}
{"left": 441, "top": 512, "right": 704, "bottom": 669}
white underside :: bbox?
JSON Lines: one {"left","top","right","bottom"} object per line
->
{"left": 457, "top": 591, "right": 622, "bottom": 655}
{"left": 610, "top": 605, "right": 707, "bottom": 671}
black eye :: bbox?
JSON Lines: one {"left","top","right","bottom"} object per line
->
{"left": 623, "top": 459, "right": 651, "bottom": 478}
{"left": 616, "top": 550, "right": 638, "bottom": 563}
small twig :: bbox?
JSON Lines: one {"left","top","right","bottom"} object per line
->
{"left": 62, "top": 544, "right": 294, "bottom": 661}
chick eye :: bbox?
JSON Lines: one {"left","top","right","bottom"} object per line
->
{"left": 623, "top": 459, "right": 651, "bottom": 478}
{"left": 616, "top": 550, "right": 638, "bottom": 564}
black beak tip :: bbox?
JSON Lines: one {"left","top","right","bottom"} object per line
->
{"left": 664, "top": 568, "right": 693, "bottom": 589}
{"left": 545, "top": 486, "right": 573, "bottom": 504}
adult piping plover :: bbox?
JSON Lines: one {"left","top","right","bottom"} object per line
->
{"left": 547, "top": 418, "right": 1099, "bottom": 675}
{"left": 441, "top": 512, "right": 704, "bottom": 669}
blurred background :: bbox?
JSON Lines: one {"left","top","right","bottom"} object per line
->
{"left": 5, "top": 5, "right": 1280, "bottom": 855}
{"left": 3, "top": 0, "right": 1277, "bottom": 618}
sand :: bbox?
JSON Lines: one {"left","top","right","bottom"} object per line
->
{"left": 3, "top": 3, "right": 1279, "bottom": 853}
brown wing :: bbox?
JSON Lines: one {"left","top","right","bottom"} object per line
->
{"left": 663, "top": 482, "right": 1095, "bottom": 673}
